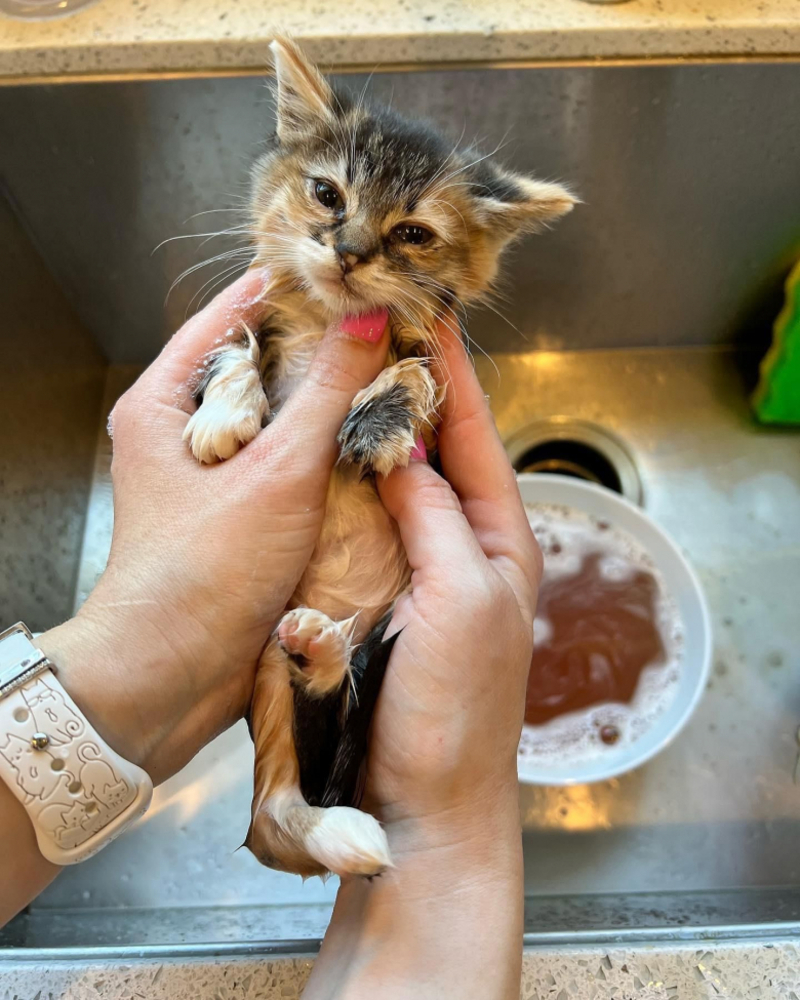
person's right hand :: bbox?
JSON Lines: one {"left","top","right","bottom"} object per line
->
{"left": 369, "top": 320, "right": 541, "bottom": 847}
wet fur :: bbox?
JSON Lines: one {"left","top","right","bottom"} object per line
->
{"left": 183, "top": 38, "right": 575, "bottom": 877}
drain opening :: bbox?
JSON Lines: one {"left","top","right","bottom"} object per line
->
{"left": 513, "top": 439, "right": 622, "bottom": 493}
{"left": 504, "top": 418, "right": 643, "bottom": 506}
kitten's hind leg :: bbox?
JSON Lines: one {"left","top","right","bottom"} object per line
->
{"left": 247, "top": 613, "right": 391, "bottom": 878}
{"left": 337, "top": 357, "right": 440, "bottom": 476}
{"left": 183, "top": 325, "right": 268, "bottom": 464}
{"left": 246, "top": 634, "right": 326, "bottom": 878}
{"left": 277, "top": 607, "right": 358, "bottom": 697}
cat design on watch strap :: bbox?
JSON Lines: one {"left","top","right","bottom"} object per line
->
{"left": 0, "top": 622, "right": 152, "bottom": 865}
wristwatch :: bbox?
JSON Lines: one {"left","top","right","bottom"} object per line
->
{"left": 0, "top": 622, "right": 153, "bottom": 865}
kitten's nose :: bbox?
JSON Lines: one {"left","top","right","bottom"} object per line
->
{"left": 335, "top": 243, "right": 368, "bottom": 274}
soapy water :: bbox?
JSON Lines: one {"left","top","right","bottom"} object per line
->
{"left": 171, "top": 321, "right": 257, "bottom": 414}
{"left": 220, "top": 271, "right": 270, "bottom": 329}
{"left": 518, "top": 502, "right": 683, "bottom": 768}
{"left": 177, "top": 350, "right": 218, "bottom": 406}
{"left": 175, "top": 322, "right": 260, "bottom": 407}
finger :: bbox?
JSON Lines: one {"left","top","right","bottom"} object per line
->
{"left": 434, "top": 314, "right": 522, "bottom": 516}
{"left": 377, "top": 458, "right": 486, "bottom": 575}
{"left": 136, "top": 268, "right": 272, "bottom": 406}
{"left": 433, "top": 315, "right": 542, "bottom": 592}
{"left": 260, "top": 309, "right": 390, "bottom": 470}
{"left": 427, "top": 315, "right": 541, "bottom": 616}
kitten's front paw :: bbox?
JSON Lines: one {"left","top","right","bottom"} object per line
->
{"left": 337, "top": 358, "right": 439, "bottom": 476}
{"left": 183, "top": 343, "right": 269, "bottom": 464}
{"left": 183, "top": 397, "right": 266, "bottom": 464}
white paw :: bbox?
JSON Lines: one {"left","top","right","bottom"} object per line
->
{"left": 277, "top": 608, "right": 357, "bottom": 695}
{"left": 183, "top": 347, "right": 268, "bottom": 464}
{"left": 303, "top": 807, "right": 391, "bottom": 878}
{"left": 183, "top": 397, "right": 265, "bottom": 464}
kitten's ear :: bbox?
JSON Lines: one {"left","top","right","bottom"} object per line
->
{"left": 472, "top": 162, "right": 578, "bottom": 241}
{"left": 270, "top": 37, "right": 336, "bottom": 143}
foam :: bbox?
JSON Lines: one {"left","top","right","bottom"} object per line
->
{"left": 519, "top": 502, "right": 684, "bottom": 769}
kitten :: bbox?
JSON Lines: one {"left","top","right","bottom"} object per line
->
{"left": 183, "top": 38, "right": 575, "bottom": 878}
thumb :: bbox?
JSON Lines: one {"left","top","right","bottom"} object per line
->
{"left": 262, "top": 309, "right": 390, "bottom": 468}
{"left": 377, "top": 458, "right": 484, "bottom": 572}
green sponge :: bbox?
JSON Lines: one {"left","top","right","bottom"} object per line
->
{"left": 753, "top": 260, "right": 800, "bottom": 424}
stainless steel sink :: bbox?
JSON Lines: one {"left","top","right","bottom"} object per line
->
{"left": 1, "top": 59, "right": 800, "bottom": 957}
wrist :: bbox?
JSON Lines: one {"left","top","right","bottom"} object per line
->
{"left": 308, "top": 789, "right": 523, "bottom": 1000}
{"left": 37, "top": 614, "right": 154, "bottom": 775}
{"left": 378, "top": 783, "right": 521, "bottom": 890}
{"left": 331, "top": 783, "right": 522, "bottom": 927}
{"left": 37, "top": 601, "right": 222, "bottom": 784}
{"left": 369, "top": 761, "right": 521, "bottom": 864}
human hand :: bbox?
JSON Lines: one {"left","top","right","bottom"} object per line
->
{"left": 39, "top": 270, "right": 391, "bottom": 784}
{"left": 303, "top": 322, "right": 540, "bottom": 1000}
{"left": 370, "top": 320, "right": 541, "bottom": 845}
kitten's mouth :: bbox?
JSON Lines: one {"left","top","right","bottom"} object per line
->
{"left": 308, "top": 267, "right": 389, "bottom": 317}
{"left": 316, "top": 271, "right": 362, "bottom": 300}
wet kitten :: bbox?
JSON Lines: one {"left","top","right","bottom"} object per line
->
{"left": 183, "top": 38, "right": 575, "bottom": 878}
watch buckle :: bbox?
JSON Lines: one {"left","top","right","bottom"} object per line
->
{"left": 0, "top": 622, "right": 51, "bottom": 699}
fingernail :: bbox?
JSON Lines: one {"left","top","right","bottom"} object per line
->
{"left": 339, "top": 308, "right": 389, "bottom": 343}
{"left": 410, "top": 434, "right": 427, "bottom": 462}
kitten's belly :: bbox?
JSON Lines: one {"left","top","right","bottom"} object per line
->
{"left": 290, "top": 466, "right": 409, "bottom": 640}
{"left": 265, "top": 303, "right": 410, "bottom": 635}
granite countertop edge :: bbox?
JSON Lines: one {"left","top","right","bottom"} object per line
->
{"left": 3, "top": 939, "right": 800, "bottom": 999}
{"left": 0, "top": 1, "right": 799, "bottom": 81}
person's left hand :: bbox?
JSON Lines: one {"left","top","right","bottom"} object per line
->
{"left": 40, "top": 269, "right": 391, "bottom": 784}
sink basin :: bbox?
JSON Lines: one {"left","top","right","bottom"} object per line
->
{"left": 487, "top": 348, "right": 800, "bottom": 912}
{"left": 1, "top": 59, "right": 800, "bottom": 957}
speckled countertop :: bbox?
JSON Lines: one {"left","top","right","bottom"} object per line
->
{"left": 4, "top": 941, "right": 800, "bottom": 999}
{"left": 0, "top": 0, "right": 798, "bottom": 81}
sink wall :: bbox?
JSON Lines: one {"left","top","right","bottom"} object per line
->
{"left": 0, "top": 193, "right": 105, "bottom": 630}
{"left": 1, "top": 62, "right": 800, "bottom": 364}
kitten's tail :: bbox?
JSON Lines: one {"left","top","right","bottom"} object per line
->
{"left": 282, "top": 803, "right": 391, "bottom": 878}
{"left": 248, "top": 794, "right": 391, "bottom": 879}
{"left": 246, "top": 616, "right": 398, "bottom": 878}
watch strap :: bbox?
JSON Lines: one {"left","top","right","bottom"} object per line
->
{"left": 0, "top": 623, "right": 153, "bottom": 865}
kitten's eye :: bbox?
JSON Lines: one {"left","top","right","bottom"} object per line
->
{"left": 392, "top": 224, "right": 434, "bottom": 246}
{"left": 314, "top": 180, "right": 344, "bottom": 211}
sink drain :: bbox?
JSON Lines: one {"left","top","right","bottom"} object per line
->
{"left": 505, "top": 418, "right": 643, "bottom": 505}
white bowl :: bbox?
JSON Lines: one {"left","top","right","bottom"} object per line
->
{"left": 516, "top": 474, "right": 712, "bottom": 786}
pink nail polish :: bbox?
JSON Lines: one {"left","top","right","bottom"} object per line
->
{"left": 339, "top": 308, "right": 389, "bottom": 343}
{"left": 410, "top": 434, "right": 427, "bottom": 462}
